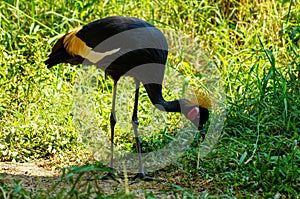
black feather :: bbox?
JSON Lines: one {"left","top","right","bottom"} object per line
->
{"left": 45, "top": 48, "right": 71, "bottom": 68}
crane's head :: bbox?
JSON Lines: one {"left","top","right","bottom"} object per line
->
{"left": 185, "top": 106, "right": 209, "bottom": 131}
{"left": 182, "top": 90, "right": 211, "bottom": 134}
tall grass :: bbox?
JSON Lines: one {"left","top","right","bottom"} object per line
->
{"left": 0, "top": 0, "right": 299, "bottom": 197}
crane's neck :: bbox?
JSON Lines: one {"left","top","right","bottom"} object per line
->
{"left": 154, "top": 99, "right": 181, "bottom": 112}
{"left": 143, "top": 83, "right": 209, "bottom": 130}
{"left": 143, "top": 84, "right": 194, "bottom": 115}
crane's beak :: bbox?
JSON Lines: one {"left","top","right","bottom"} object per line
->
{"left": 190, "top": 117, "right": 206, "bottom": 140}
{"left": 198, "top": 123, "right": 206, "bottom": 140}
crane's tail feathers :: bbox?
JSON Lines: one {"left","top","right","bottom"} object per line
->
{"left": 45, "top": 48, "right": 71, "bottom": 68}
{"left": 45, "top": 34, "right": 71, "bottom": 68}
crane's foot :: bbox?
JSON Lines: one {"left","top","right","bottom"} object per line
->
{"left": 101, "top": 172, "right": 122, "bottom": 183}
{"left": 130, "top": 173, "right": 164, "bottom": 184}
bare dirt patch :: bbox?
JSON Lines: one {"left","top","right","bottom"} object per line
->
{"left": 0, "top": 161, "right": 60, "bottom": 177}
{"left": 0, "top": 160, "right": 180, "bottom": 197}
{"left": 0, "top": 160, "right": 61, "bottom": 192}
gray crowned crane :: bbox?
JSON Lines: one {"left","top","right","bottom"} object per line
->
{"left": 45, "top": 16, "right": 209, "bottom": 182}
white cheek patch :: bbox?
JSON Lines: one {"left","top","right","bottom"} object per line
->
{"left": 187, "top": 107, "right": 199, "bottom": 121}
{"left": 86, "top": 48, "right": 121, "bottom": 63}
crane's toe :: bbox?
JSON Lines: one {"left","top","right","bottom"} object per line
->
{"left": 130, "top": 173, "right": 164, "bottom": 184}
{"left": 101, "top": 172, "right": 122, "bottom": 183}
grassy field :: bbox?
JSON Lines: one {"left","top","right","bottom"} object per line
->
{"left": 0, "top": 0, "right": 299, "bottom": 198}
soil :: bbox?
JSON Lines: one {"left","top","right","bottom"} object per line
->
{"left": 0, "top": 160, "right": 182, "bottom": 198}
{"left": 0, "top": 160, "right": 61, "bottom": 192}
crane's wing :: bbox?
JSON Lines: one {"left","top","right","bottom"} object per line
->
{"left": 45, "top": 16, "right": 168, "bottom": 83}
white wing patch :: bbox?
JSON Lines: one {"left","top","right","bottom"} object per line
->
{"left": 63, "top": 27, "right": 120, "bottom": 63}
{"left": 86, "top": 48, "right": 121, "bottom": 63}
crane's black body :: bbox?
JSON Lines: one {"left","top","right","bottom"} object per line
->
{"left": 45, "top": 16, "right": 209, "bottom": 183}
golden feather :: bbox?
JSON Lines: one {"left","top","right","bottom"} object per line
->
{"left": 196, "top": 89, "right": 212, "bottom": 109}
{"left": 62, "top": 27, "right": 120, "bottom": 63}
{"left": 63, "top": 27, "right": 92, "bottom": 58}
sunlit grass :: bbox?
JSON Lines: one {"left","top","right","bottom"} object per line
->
{"left": 0, "top": 0, "right": 299, "bottom": 197}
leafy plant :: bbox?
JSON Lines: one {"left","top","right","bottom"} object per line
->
{"left": 0, "top": 0, "right": 299, "bottom": 198}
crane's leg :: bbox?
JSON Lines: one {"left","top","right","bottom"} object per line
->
{"left": 101, "top": 79, "right": 119, "bottom": 182}
{"left": 131, "top": 80, "right": 144, "bottom": 174}
{"left": 131, "top": 80, "right": 162, "bottom": 184}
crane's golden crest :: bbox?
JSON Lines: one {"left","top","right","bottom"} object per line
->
{"left": 184, "top": 89, "right": 211, "bottom": 109}
{"left": 63, "top": 27, "right": 120, "bottom": 63}
{"left": 196, "top": 90, "right": 212, "bottom": 109}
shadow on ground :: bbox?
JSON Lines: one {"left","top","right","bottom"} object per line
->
{"left": 0, "top": 161, "right": 204, "bottom": 198}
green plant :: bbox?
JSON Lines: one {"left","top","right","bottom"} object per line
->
{"left": 0, "top": 0, "right": 299, "bottom": 197}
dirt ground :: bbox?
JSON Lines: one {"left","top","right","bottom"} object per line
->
{"left": 0, "top": 160, "right": 186, "bottom": 197}
{"left": 0, "top": 161, "right": 62, "bottom": 192}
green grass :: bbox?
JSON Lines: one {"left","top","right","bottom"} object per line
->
{"left": 0, "top": 0, "right": 299, "bottom": 198}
